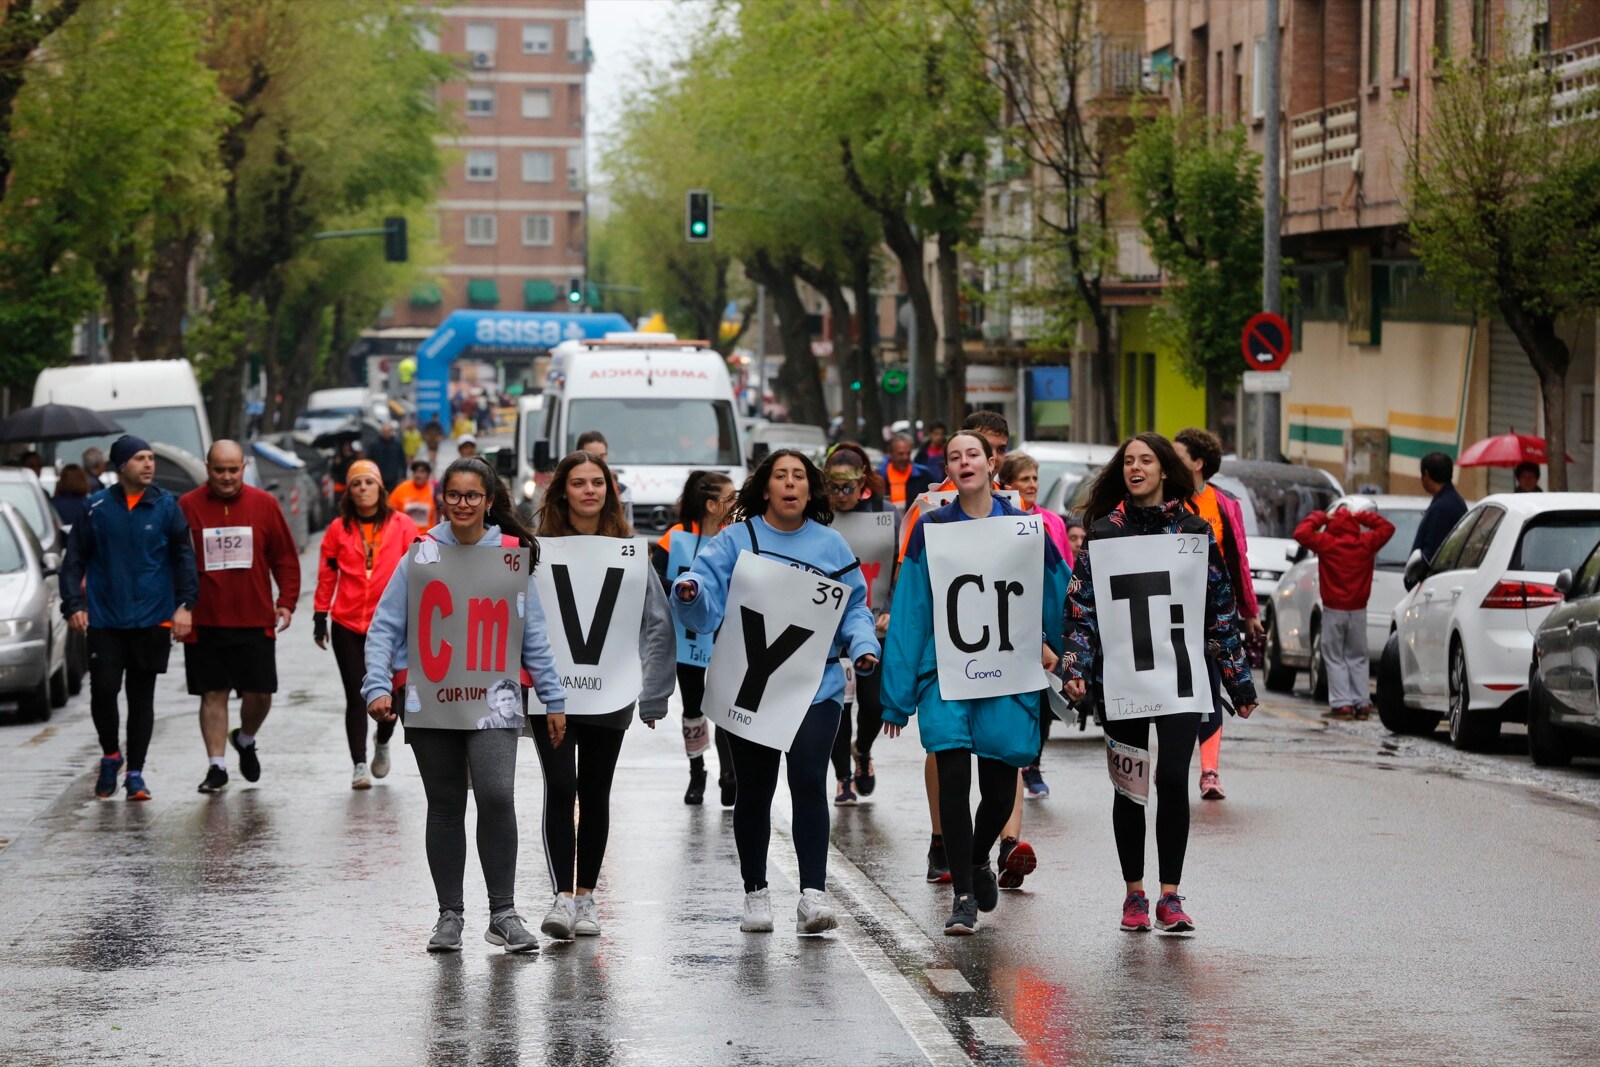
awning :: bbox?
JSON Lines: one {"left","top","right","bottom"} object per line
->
{"left": 466, "top": 279, "right": 499, "bottom": 307}
{"left": 524, "top": 279, "right": 557, "bottom": 307}
{"left": 409, "top": 282, "right": 442, "bottom": 308}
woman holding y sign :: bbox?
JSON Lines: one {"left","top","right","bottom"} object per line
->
{"left": 672, "top": 449, "right": 879, "bottom": 936}
{"left": 531, "top": 450, "right": 674, "bottom": 941}
{"left": 881, "top": 432, "right": 1070, "bottom": 936}
{"left": 1058, "top": 433, "right": 1257, "bottom": 935}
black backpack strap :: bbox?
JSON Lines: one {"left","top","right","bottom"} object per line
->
{"left": 827, "top": 559, "right": 861, "bottom": 581}
{"left": 743, "top": 518, "right": 760, "bottom": 557}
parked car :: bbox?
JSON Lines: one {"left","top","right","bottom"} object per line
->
{"left": 747, "top": 421, "right": 829, "bottom": 463}
{"left": 1377, "top": 493, "right": 1600, "bottom": 749}
{"left": 1528, "top": 540, "right": 1600, "bottom": 765}
{"left": 1215, "top": 459, "right": 1344, "bottom": 624}
{"left": 258, "top": 431, "right": 337, "bottom": 532}
{"left": 248, "top": 440, "right": 314, "bottom": 553}
{"left": 1021, "top": 442, "right": 1117, "bottom": 521}
{"left": 0, "top": 502, "right": 70, "bottom": 720}
{"left": 0, "top": 468, "right": 84, "bottom": 694}
{"left": 1264, "top": 494, "right": 1430, "bottom": 697}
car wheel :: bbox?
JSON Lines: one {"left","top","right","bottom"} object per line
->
{"left": 1262, "top": 609, "right": 1297, "bottom": 693}
{"left": 1377, "top": 630, "right": 1438, "bottom": 735}
{"left": 17, "top": 670, "right": 50, "bottom": 722}
{"left": 49, "top": 659, "right": 68, "bottom": 709}
{"left": 1310, "top": 620, "right": 1329, "bottom": 704}
{"left": 1448, "top": 640, "right": 1499, "bottom": 751}
{"left": 1526, "top": 667, "right": 1573, "bottom": 767}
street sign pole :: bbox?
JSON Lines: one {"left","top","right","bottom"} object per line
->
{"left": 1261, "top": 0, "right": 1283, "bottom": 461}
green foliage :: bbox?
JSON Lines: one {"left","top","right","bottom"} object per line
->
{"left": 1123, "top": 109, "right": 1265, "bottom": 387}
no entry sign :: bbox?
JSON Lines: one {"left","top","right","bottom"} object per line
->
{"left": 1241, "top": 312, "right": 1292, "bottom": 371}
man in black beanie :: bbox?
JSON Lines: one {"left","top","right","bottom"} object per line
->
{"left": 60, "top": 434, "right": 199, "bottom": 800}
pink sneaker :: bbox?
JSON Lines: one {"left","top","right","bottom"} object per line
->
{"left": 1155, "top": 892, "right": 1194, "bottom": 933}
{"left": 1199, "top": 769, "right": 1226, "bottom": 800}
{"left": 1120, "top": 890, "right": 1151, "bottom": 932}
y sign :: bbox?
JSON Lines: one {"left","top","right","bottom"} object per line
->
{"left": 1088, "top": 533, "right": 1210, "bottom": 721}
{"left": 533, "top": 535, "right": 649, "bottom": 716}
{"left": 703, "top": 551, "right": 848, "bottom": 752}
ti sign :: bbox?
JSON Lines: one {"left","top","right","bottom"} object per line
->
{"left": 1240, "top": 312, "right": 1292, "bottom": 372}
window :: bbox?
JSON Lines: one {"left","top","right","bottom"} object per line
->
{"left": 1575, "top": 542, "right": 1600, "bottom": 598}
{"left": 1394, "top": 0, "right": 1411, "bottom": 77}
{"left": 1433, "top": 0, "right": 1450, "bottom": 64}
{"left": 466, "top": 88, "right": 495, "bottom": 117}
{"left": 522, "top": 88, "right": 553, "bottom": 119}
{"left": 567, "top": 18, "right": 586, "bottom": 63}
{"left": 523, "top": 23, "right": 553, "bottom": 54}
{"left": 521, "top": 151, "right": 553, "bottom": 182}
{"left": 1252, "top": 37, "right": 1266, "bottom": 118}
{"left": 1513, "top": 514, "right": 1600, "bottom": 572}
{"left": 1471, "top": 0, "right": 1490, "bottom": 58}
{"left": 465, "top": 214, "right": 497, "bottom": 245}
{"left": 465, "top": 22, "right": 496, "bottom": 55}
{"left": 567, "top": 147, "right": 585, "bottom": 189}
{"left": 417, "top": 26, "right": 439, "bottom": 53}
{"left": 1232, "top": 43, "right": 1243, "bottom": 120}
{"left": 1456, "top": 507, "right": 1505, "bottom": 570}
{"left": 1429, "top": 510, "right": 1483, "bottom": 572}
{"left": 465, "top": 150, "right": 497, "bottom": 181}
{"left": 522, "top": 214, "right": 553, "bottom": 246}
{"left": 1368, "top": 0, "right": 1381, "bottom": 84}
{"left": 1375, "top": 508, "right": 1426, "bottom": 571}
{"left": 565, "top": 398, "right": 741, "bottom": 467}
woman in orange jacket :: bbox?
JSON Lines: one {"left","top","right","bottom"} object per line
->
{"left": 313, "top": 460, "right": 419, "bottom": 788}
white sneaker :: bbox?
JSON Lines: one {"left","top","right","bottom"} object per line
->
{"left": 371, "top": 743, "right": 391, "bottom": 779}
{"left": 573, "top": 894, "right": 600, "bottom": 937}
{"left": 795, "top": 888, "right": 838, "bottom": 935}
{"left": 351, "top": 763, "right": 372, "bottom": 790}
{"left": 740, "top": 888, "right": 774, "bottom": 932}
{"left": 540, "top": 894, "right": 575, "bottom": 940}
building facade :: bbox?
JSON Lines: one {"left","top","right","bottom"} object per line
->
{"left": 396, "top": 0, "right": 589, "bottom": 327}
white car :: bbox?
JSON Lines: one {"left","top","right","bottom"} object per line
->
{"left": 1376, "top": 493, "right": 1600, "bottom": 749}
{"left": 1215, "top": 460, "right": 1345, "bottom": 613}
{"left": 1021, "top": 441, "right": 1117, "bottom": 519}
{"left": 1263, "top": 494, "right": 1430, "bottom": 698}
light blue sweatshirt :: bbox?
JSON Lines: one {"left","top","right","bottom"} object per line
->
{"left": 672, "top": 516, "right": 880, "bottom": 710}
{"left": 361, "top": 522, "right": 568, "bottom": 713}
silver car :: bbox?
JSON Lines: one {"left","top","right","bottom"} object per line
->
{"left": 0, "top": 502, "right": 70, "bottom": 721}
{"left": 1264, "top": 494, "right": 1429, "bottom": 698}
{"left": 1527, "top": 538, "right": 1600, "bottom": 765}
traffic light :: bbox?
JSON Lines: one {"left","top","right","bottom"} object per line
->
{"left": 686, "top": 190, "right": 712, "bottom": 242}
{"left": 383, "top": 217, "right": 408, "bottom": 262}
{"left": 850, "top": 380, "right": 862, "bottom": 391}
{"left": 567, "top": 277, "right": 583, "bottom": 305}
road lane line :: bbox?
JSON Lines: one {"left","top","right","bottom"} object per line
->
{"left": 771, "top": 826, "right": 973, "bottom": 1067}
{"left": 923, "top": 968, "right": 973, "bottom": 994}
{"left": 966, "top": 1017, "right": 1025, "bottom": 1047}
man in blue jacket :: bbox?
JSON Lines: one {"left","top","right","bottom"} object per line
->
{"left": 1410, "top": 451, "right": 1469, "bottom": 564}
{"left": 61, "top": 435, "right": 199, "bottom": 801}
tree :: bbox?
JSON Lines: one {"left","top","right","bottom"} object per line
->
{"left": 1123, "top": 107, "right": 1265, "bottom": 439}
{"left": 1403, "top": 30, "right": 1600, "bottom": 491}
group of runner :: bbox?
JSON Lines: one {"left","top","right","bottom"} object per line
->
{"left": 60, "top": 413, "right": 1259, "bottom": 952}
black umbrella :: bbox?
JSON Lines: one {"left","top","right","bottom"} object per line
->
{"left": 0, "top": 403, "right": 124, "bottom": 444}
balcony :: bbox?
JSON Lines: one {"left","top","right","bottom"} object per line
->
{"left": 1088, "top": 34, "right": 1144, "bottom": 99}
{"left": 1550, "top": 36, "right": 1600, "bottom": 126}
{"left": 1289, "top": 99, "right": 1359, "bottom": 175}
{"left": 1111, "top": 226, "right": 1161, "bottom": 283}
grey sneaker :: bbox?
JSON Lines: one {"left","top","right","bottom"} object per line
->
{"left": 427, "top": 910, "right": 464, "bottom": 952}
{"left": 740, "top": 888, "right": 774, "bottom": 933}
{"left": 540, "top": 894, "right": 575, "bottom": 940}
{"left": 795, "top": 888, "right": 838, "bottom": 935}
{"left": 573, "top": 894, "right": 600, "bottom": 937}
{"left": 351, "top": 762, "right": 372, "bottom": 790}
{"left": 371, "top": 742, "right": 391, "bottom": 779}
{"left": 485, "top": 910, "right": 538, "bottom": 953}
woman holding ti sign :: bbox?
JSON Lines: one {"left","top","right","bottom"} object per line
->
{"left": 881, "top": 431, "right": 1070, "bottom": 936}
{"left": 672, "top": 449, "right": 880, "bottom": 936}
{"left": 530, "top": 450, "right": 673, "bottom": 941}
{"left": 362, "top": 456, "right": 567, "bottom": 954}
{"left": 1058, "top": 433, "right": 1257, "bottom": 935}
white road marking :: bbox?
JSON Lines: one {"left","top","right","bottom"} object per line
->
{"left": 923, "top": 968, "right": 973, "bottom": 994}
{"left": 966, "top": 1016, "right": 1025, "bottom": 1047}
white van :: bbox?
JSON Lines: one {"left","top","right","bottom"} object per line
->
{"left": 33, "top": 360, "right": 212, "bottom": 467}
{"left": 524, "top": 336, "right": 746, "bottom": 534}
{"left": 506, "top": 393, "right": 545, "bottom": 516}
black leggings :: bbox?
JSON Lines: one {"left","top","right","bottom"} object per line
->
{"left": 88, "top": 627, "right": 164, "bottom": 771}
{"left": 529, "top": 717, "right": 627, "bottom": 894}
{"left": 407, "top": 726, "right": 520, "bottom": 915}
{"left": 727, "top": 700, "right": 841, "bottom": 893}
{"left": 332, "top": 622, "right": 395, "bottom": 764}
{"left": 830, "top": 665, "right": 883, "bottom": 780}
{"left": 678, "top": 663, "right": 734, "bottom": 772}
{"left": 935, "top": 749, "right": 1017, "bottom": 896}
{"left": 1102, "top": 713, "right": 1201, "bottom": 885}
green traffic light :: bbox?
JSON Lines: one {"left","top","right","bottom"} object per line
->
{"left": 850, "top": 381, "right": 861, "bottom": 391}
{"left": 691, "top": 221, "right": 707, "bottom": 235}
{"left": 568, "top": 292, "right": 581, "bottom": 303}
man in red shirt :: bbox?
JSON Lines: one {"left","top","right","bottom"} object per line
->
{"left": 1293, "top": 505, "right": 1395, "bottom": 718}
{"left": 179, "top": 441, "right": 301, "bottom": 793}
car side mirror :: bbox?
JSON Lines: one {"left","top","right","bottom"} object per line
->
{"left": 750, "top": 442, "right": 771, "bottom": 462}
{"left": 532, "top": 439, "right": 553, "bottom": 472}
{"left": 494, "top": 448, "right": 516, "bottom": 478}
{"left": 1403, "top": 549, "right": 1428, "bottom": 592}
{"left": 41, "top": 551, "right": 59, "bottom": 578}
{"left": 1287, "top": 545, "right": 1304, "bottom": 564}
{"left": 1556, "top": 568, "right": 1574, "bottom": 597}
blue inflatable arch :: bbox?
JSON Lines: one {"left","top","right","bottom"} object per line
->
{"left": 413, "top": 310, "right": 632, "bottom": 424}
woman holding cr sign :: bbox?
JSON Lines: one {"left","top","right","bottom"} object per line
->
{"left": 1058, "top": 433, "right": 1257, "bottom": 935}
{"left": 881, "top": 431, "right": 1071, "bottom": 936}
{"left": 531, "top": 450, "right": 674, "bottom": 941}
{"left": 362, "top": 456, "right": 567, "bottom": 954}
{"left": 672, "top": 449, "right": 880, "bottom": 937}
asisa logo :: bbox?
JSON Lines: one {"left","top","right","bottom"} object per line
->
{"left": 474, "top": 318, "right": 585, "bottom": 347}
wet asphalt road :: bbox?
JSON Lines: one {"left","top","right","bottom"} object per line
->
{"left": 2, "top": 547, "right": 1599, "bottom": 1065}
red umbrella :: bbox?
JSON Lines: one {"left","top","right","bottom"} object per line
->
{"left": 1456, "top": 430, "right": 1573, "bottom": 468}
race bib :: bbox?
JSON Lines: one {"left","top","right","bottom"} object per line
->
{"left": 682, "top": 716, "right": 710, "bottom": 756}
{"left": 202, "top": 526, "right": 254, "bottom": 571}
{"left": 1106, "top": 738, "right": 1150, "bottom": 806}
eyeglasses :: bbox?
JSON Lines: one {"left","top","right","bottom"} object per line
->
{"left": 827, "top": 479, "right": 862, "bottom": 494}
{"left": 443, "top": 490, "right": 486, "bottom": 506}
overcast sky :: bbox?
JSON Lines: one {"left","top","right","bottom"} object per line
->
{"left": 586, "top": 0, "right": 682, "bottom": 180}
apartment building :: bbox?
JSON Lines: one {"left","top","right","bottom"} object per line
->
{"left": 396, "top": 1, "right": 589, "bottom": 328}
{"left": 1145, "top": 0, "right": 1600, "bottom": 492}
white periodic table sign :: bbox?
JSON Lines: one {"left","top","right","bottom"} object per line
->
{"left": 1088, "top": 533, "right": 1210, "bottom": 721}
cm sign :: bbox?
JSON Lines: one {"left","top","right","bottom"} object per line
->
{"left": 413, "top": 309, "right": 631, "bottom": 424}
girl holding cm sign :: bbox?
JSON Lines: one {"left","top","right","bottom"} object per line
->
{"left": 880, "top": 431, "right": 1071, "bottom": 937}
{"left": 1057, "top": 433, "right": 1257, "bottom": 936}
{"left": 672, "top": 449, "right": 879, "bottom": 938}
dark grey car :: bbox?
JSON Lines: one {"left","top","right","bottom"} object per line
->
{"left": 1528, "top": 540, "right": 1600, "bottom": 764}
